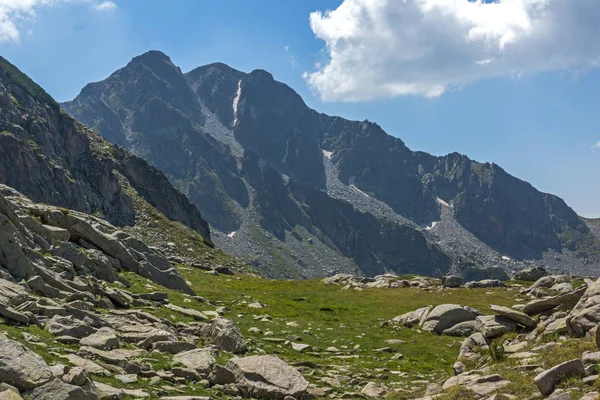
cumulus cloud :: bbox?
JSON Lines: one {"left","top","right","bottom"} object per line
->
{"left": 0, "top": 0, "right": 116, "bottom": 43}
{"left": 304, "top": 0, "right": 600, "bottom": 101}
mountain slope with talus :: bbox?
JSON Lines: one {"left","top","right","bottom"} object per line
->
{"left": 63, "top": 50, "right": 600, "bottom": 278}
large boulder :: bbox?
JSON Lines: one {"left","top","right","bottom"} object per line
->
{"left": 442, "top": 275, "right": 463, "bottom": 288}
{"left": 79, "top": 327, "right": 119, "bottom": 350}
{"left": 534, "top": 359, "right": 584, "bottom": 396}
{"left": 567, "top": 279, "right": 600, "bottom": 337}
{"left": 524, "top": 286, "right": 587, "bottom": 316}
{"left": 391, "top": 306, "right": 431, "bottom": 328}
{"left": 28, "top": 379, "right": 98, "bottom": 400}
{"left": 421, "top": 304, "right": 477, "bottom": 334}
{"left": 477, "top": 315, "right": 517, "bottom": 339}
{"left": 0, "top": 335, "right": 53, "bottom": 391}
{"left": 46, "top": 316, "right": 96, "bottom": 339}
{"left": 173, "top": 349, "right": 216, "bottom": 375}
{"left": 227, "top": 355, "right": 309, "bottom": 400}
{"left": 202, "top": 318, "right": 247, "bottom": 354}
{"left": 513, "top": 266, "right": 547, "bottom": 282}
{"left": 489, "top": 305, "right": 536, "bottom": 328}
{"left": 442, "top": 320, "right": 481, "bottom": 337}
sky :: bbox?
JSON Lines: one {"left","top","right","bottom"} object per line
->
{"left": 1, "top": 0, "right": 599, "bottom": 217}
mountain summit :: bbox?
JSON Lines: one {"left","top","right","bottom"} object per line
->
{"left": 63, "top": 50, "right": 600, "bottom": 278}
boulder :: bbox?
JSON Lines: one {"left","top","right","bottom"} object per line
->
{"left": 442, "top": 320, "right": 482, "bottom": 337}
{"left": 442, "top": 275, "right": 463, "bottom": 288}
{"left": 464, "top": 280, "right": 506, "bottom": 289}
{"left": 202, "top": 318, "right": 247, "bottom": 354}
{"left": 174, "top": 349, "right": 216, "bottom": 375}
{"left": 79, "top": 327, "right": 119, "bottom": 350}
{"left": 567, "top": 279, "right": 600, "bottom": 337}
{"left": 534, "top": 359, "right": 584, "bottom": 396}
{"left": 0, "top": 335, "right": 53, "bottom": 391}
{"left": 227, "top": 355, "right": 309, "bottom": 400}
{"left": 361, "top": 382, "right": 388, "bottom": 398}
{"left": 28, "top": 379, "right": 98, "bottom": 400}
{"left": 513, "top": 266, "right": 547, "bottom": 282}
{"left": 0, "top": 390, "right": 23, "bottom": 400}
{"left": 391, "top": 306, "right": 431, "bottom": 328}
{"left": 489, "top": 305, "right": 536, "bottom": 328}
{"left": 524, "top": 286, "right": 587, "bottom": 316}
{"left": 421, "top": 304, "right": 477, "bottom": 334}
{"left": 46, "top": 316, "right": 95, "bottom": 339}
{"left": 151, "top": 341, "right": 197, "bottom": 354}
{"left": 477, "top": 315, "right": 518, "bottom": 339}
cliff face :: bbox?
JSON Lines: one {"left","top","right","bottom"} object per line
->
{"left": 0, "top": 55, "right": 210, "bottom": 241}
{"left": 63, "top": 51, "right": 600, "bottom": 278}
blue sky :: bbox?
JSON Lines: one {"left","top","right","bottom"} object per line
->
{"left": 1, "top": 0, "right": 599, "bottom": 217}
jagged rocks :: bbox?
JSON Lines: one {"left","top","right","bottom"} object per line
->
{"left": 442, "top": 320, "right": 481, "bottom": 337}
{"left": 534, "top": 359, "right": 585, "bottom": 396}
{"left": 442, "top": 372, "right": 510, "bottom": 396}
{"left": 226, "top": 355, "right": 309, "bottom": 400}
{"left": 151, "top": 341, "right": 197, "bottom": 354}
{"left": 0, "top": 335, "right": 53, "bottom": 391}
{"left": 361, "top": 382, "right": 388, "bottom": 398}
{"left": 421, "top": 304, "right": 477, "bottom": 334}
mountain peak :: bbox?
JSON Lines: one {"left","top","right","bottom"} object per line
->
{"left": 131, "top": 50, "right": 173, "bottom": 65}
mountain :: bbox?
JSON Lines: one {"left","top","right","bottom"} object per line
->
{"left": 63, "top": 50, "right": 600, "bottom": 278}
{"left": 0, "top": 55, "right": 254, "bottom": 277}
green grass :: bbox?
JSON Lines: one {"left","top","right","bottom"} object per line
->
{"left": 118, "top": 269, "right": 520, "bottom": 396}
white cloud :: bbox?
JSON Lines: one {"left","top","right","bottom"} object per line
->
{"left": 305, "top": 0, "right": 600, "bottom": 101}
{"left": 0, "top": 0, "right": 116, "bottom": 43}
{"left": 93, "top": 1, "right": 117, "bottom": 11}
{"left": 592, "top": 141, "right": 600, "bottom": 150}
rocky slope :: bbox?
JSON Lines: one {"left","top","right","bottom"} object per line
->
{"left": 0, "top": 56, "right": 210, "bottom": 241}
{"left": 63, "top": 50, "right": 600, "bottom": 278}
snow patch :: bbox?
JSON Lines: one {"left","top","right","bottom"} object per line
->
{"left": 502, "top": 256, "right": 511, "bottom": 261}
{"left": 350, "top": 185, "right": 370, "bottom": 198}
{"left": 282, "top": 138, "right": 290, "bottom": 164}
{"left": 425, "top": 221, "right": 438, "bottom": 231}
{"left": 436, "top": 197, "right": 450, "bottom": 207}
{"left": 228, "top": 231, "right": 236, "bottom": 238}
{"left": 232, "top": 79, "right": 242, "bottom": 126}
{"left": 322, "top": 150, "right": 333, "bottom": 160}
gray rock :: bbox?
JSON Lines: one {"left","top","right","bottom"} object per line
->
{"left": 61, "top": 367, "right": 87, "bottom": 387}
{"left": 79, "top": 327, "right": 119, "bottom": 350}
{"left": 534, "top": 359, "right": 584, "bottom": 396}
{"left": 227, "top": 355, "right": 309, "bottom": 400}
{"left": 513, "top": 267, "right": 547, "bottom": 282}
{"left": 567, "top": 279, "right": 600, "bottom": 337}
{"left": 174, "top": 349, "right": 216, "bottom": 375}
{"left": 0, "top": 335, "right": 53, "bottom": 391}
{"left": 361, "top": 382, "right": 388, "bottom": 398}
{"left": 421, "top": 304, "right": 477, "bottom": 334}
{"left": 477, "top": 315, "right": 518, "bottom": 339}
{"left": 202, "top": 318, "right": 247, "bottom": 354}
{"left": 391, "top": 306, "right": 431, "bottom": 328}
{"left": 28, "top": 379, "right": 98, "bottom": 400}
{"left": 464, "top": 280, "right": 505, "bottom": 289}
{"left": 151, "top": 341, "right": 197, "bottom": 354}
{"left": 442, "top": 320, "right": 482, "bottom": 337}
{"left": 442, "top": 275, "right": 463, "bottom": 288}
{"left": 46, "top": 316, "right": 96, "bottom": 339}
{"left": 524, "top": 286, "right": 587, "bottom": 316}
{"left": 490, "top": 304, "right": 537, "bottom": 328}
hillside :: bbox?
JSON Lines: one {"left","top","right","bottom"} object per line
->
{"left": 63, "top": 51, "right": 600, "bottom": 279}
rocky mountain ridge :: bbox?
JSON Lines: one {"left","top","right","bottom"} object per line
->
{"left": 63, "top": 50, "right": 600, "bottom": 279}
